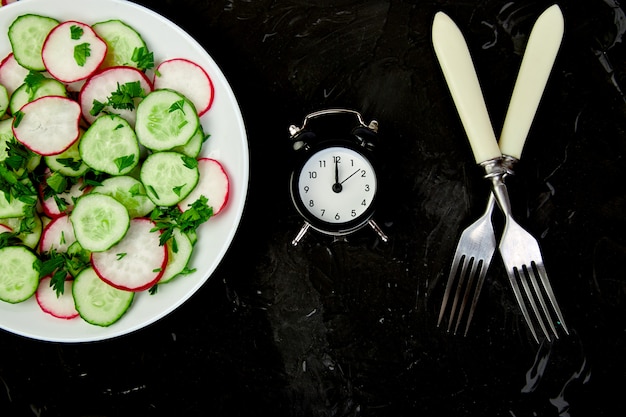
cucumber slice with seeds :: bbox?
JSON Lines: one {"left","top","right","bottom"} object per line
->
{"left": 140, "top": 151, "right": 199, "bottom": 206}
{"left": 8, "top": 14, "right": 59, "bottom": 71}
{"left": 79, "top": 114, "right": 140, "bottom": 176}
{"left": 135, "top": 89, "right": 199, "bottom": 151}
{"left": 9, "top": 77, "right": 67, "bottom": 114}
{"left": 92, "top": 175, "right": 156, "bottom": 218}
{"left": 72, "top": 267, "right": 134, "bottom": 327}
{"left": 92, "top": 19, "right": 147, "bottom": 68}
{"left": 70, "top": 193, "right": 130, "bottom": 252}
{"left": 0, "top": 246, "right": 40, "bottom": 304}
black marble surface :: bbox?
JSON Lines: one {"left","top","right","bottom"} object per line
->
{"left": 1, "top": 0, "right": 625, "bottom": 416}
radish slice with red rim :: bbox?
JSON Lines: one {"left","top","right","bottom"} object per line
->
{"left": 39, "top": 214, "right": 77, "bottom": 253}
{"left": 79, "top": 65, "right": 152, "bottom": 126}
{"left": 12, "top": 95, "right": 81, "bottom": 156}
{"left": 36, "top": 276, "right": 79, "bottom": 320}
{"left": 91, "top": 218, "right": 167, "bottom": 292}
{"left": 0, "top": 53, "right": 29, "bottom": 96}
{"left": 153, "top": 58, "right": 214, "bottom": 116}
{"left": 178, "top": 158, "right": 229, "bottom": 216}
{"left": 39, "top": 175, "right": 87, "bottom": 218}
{"left": 42, "top": 21, "right": 107, "bottom": 83}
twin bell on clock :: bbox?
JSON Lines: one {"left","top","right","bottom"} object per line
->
{"left": 288, "top": 108, "right": 388, "bottom": 246}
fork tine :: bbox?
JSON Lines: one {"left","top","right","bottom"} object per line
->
{"left": 453, "top": 258, "right": 480, "bottom": 334}
{"left": 447, "top": 256, "right": 471, "bottom": 332}
{"left": 535, "top": 262, "right": 569, "bottom": 335}
{"left": 463, "top": 259, "right": 489, "bottom": 336}
{"left": 506, "top": 268, "right": 540, "bottom": 343}
{"left": 526, "top": 265, "right": 559, "bottom": 339}
{"left": 519, "top": 265, "right": 552, "bottom": 341}
{"left": 438, "top": 253, "right": 464, "bottom": 327}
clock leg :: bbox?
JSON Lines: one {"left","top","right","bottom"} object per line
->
{"left": 368, "top": 219, "right": 389, "bottom": 243}
{"left": 292, "top": 222, "right": 311, "bottom": 246}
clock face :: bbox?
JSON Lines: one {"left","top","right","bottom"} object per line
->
{"left": 293, "top": 145, "right": 377, "bottom": 228}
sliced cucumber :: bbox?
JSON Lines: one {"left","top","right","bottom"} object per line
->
{"left": 0, "top": 246, "right": 40, "bottom": 304}
{"left": 171, "top": 125, "right": 206, "bottom": 158}
{"left": 0, "top": 84, "right": 8, "bottom": 117}
{"left": 72, "top": 267, "right": 134, "bottom": 327}
{"left": 0, "top": 186, "right": 30, "bottom": 219}
{"left": 70, "top": 193, "right": 130, "bottom": 252}
{"left": 92, "top": 175, "right": 156, "bottom": 218}
{"left": 135, "top": 89, "right": 199, "bottom": 151}
{"left": 92, "top": 19, "right": 147, "bottom": 68}
{"left": 159, "top": 228, "right": 193, "bottom": 284}
{"left": 8, "top": 14, "right": 59, "bottom": 71}
{"left": 0, "top": 118, "right": 13, "bottom": 163}
{"left": 44, "top": 132, "right": 89, "bottom": 177}
{"left": 0, "top": 212, "right": 43, "bottom": 250}
{"left": 9, "top": 77, "right": 67, "bottom": 114}
{"left": 140, "top": 151, "right": 199, "bottom": 206}
{"left": 79, "top": 114, "right": 140, "bottom": 176}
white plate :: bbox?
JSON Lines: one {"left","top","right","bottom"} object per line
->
{"left": 0, "top": 0, "right": 249, "bottom": 342}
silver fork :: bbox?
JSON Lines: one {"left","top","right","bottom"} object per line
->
{"left": 437, "top": 192, "right": 496, "bottom": 336}
{"left": 433, "top": 5, "right": 569, "bottom": 341}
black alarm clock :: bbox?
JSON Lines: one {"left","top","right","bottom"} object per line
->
{"left": 288, "top": 108, "right": 388, "bottom": 246}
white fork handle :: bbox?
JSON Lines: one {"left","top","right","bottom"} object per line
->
{"left": 432, "top": 11, "right": 500, "bottom": 164}
{"left": 499, "top": 4, "right": 564, "bottom": 159}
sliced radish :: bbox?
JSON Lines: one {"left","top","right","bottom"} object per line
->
{"left": 42, "top": 21, "right": 107, "bottom": 83}
{"left": 178, "top": 158, "right": 229, "bottom": 215}
{"left": 0, "top": 223, "right": 12, "bottom": 234}
{"left": 153, "top": 58, "right": 214, "bottom": 116}
{"left": 39, "top": 214, "right": 77, "bottom": 253}
{"left": 91, "top": 218, "right": 167, "bottom": 292}
{"left": 36, "top": 276, "right": 79, "bottom": 320}
{"left": 79, "top": 65, "right": 152, "bottom": 126}
{"left": 39, "top": 175, "right": 88, "bottom": 218}
{"left": 13, "top": 96, "right": 81, "bottom": 156}
{"left": 0, "top": 53, "right": 29, "bottom": 96}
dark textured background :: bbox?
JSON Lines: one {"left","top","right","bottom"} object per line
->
{"left": 1, "top": 0, "right": 625, "bottom": 416}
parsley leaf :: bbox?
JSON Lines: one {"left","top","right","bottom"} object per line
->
{"left": 114, "top": 154, "right": 136, "bottom": 173}
{"left": 74, "top": 42, "right": 91, "bottom": 67}
{"left": 109, "top": 81, "right": 145, "bottom": 110}
{"left": 172, "top": 184, "right": 186, "bottom": 197}
{"left": 168, "top": 99, "right": 186, "bottom": 114}
{"left": 90, "top": 81, "right": 146, "bottom": 115}
{"left": 24, "top": 71, "right": 46, "bottom": 99}
{"left": 40, "top": 247, "right": 90, "bottom": 296}
{"left": 149, "top": 195, "right": 213, "bottom": 246}
{"left": 181, "top": 155, "right": 198, "bottom": 169}
{"left": 90, "top": 99, "right": 106, "bottom": 116}
{"left": 56, "top": 157, "right": 83, "bottom": 172}
{"left": 131, "top": 46, "right": 154, "bottom": 71}
{"left": 70, "top": 25, "right": 84, "bottom": 40}
{"left": 13, "top": 110, "right": 24, "bottom": 128}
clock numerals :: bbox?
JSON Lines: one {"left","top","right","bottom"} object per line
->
{"left": 296, "top": 146, "right": 377, "bottom": 224}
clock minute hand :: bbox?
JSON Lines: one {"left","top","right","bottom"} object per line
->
{"left": 332, "top": 159, "right": 343, "bottom": 193}
{"left": 340, "top": 168, "right": 361, "bottom": 184}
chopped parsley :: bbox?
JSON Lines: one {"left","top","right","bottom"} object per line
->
{"left": 149, "top": 195, "right": 213, "bottom": 246}
{"left": 168, "top": 99, "right": 186, "bottom": 114}
{"left": 70, "top": 25, "right": 84, "bottom": 40}
{"left": 90, "top": 81, "right": 146, "bottom": 115}
{"left": 74, "top": 42, "right": 91, "bottom": 67}
{"left": 114, "top": 154, "right": 136, "bottom": 173}
{"left": 131, "top": 46, "right": 154, "bottom": 71}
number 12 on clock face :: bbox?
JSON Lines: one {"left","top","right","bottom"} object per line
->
{"left": 295, "top": 146, "right": 378, "bottom": 225}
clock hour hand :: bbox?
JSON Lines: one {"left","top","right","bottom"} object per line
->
{"left": 332, "top": 159, "right": 343, "bottom": 193}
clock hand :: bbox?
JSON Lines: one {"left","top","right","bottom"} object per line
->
{"left": 340, "top": 168, "right": 361, "bottom": 184}
{"left": 332, "top": 159, "right": 343, "bottom": 193}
